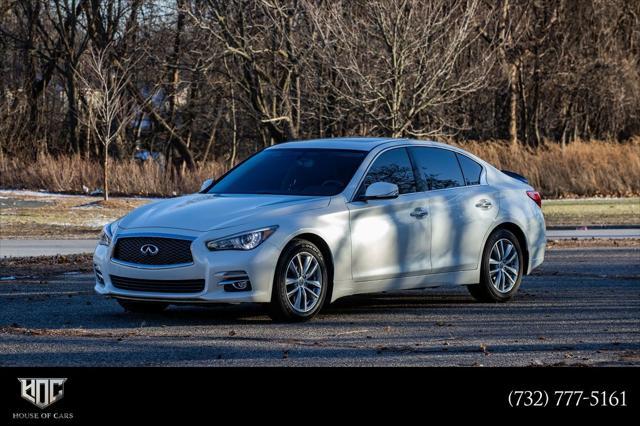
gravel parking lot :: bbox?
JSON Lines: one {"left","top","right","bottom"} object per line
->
{"left": 0, "top": 247, "right": 638, "bottom": 366}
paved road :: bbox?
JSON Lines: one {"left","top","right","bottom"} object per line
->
{"left": 1, "top": 227, "right": 639, "bottom": 258}
{"left": 0, "top": 247, "right": 638, "bottom": 366}
{"left": 0, "top": 240, "right": 98, "bottom": 258}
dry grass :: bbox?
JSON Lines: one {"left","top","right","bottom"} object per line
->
{"left": 454, "top": 139, "right": 640, "bottom": 198}
{"left": 542, "top": 198, "right": 640, "bottom": 225}
{"left": 0, "top": 154, "right": 225, "bottom": 197}
{"left": 1, "top": 139, "right": 639, "bottom": 198}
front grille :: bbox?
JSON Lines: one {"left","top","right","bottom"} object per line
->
{"left": 110, "top": 275, "right": 205, "bottom": 293}
{"left": 112, "top": 237, "right": 193, "bottom": 266}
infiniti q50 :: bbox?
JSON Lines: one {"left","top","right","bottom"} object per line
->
{"left": 94, "top": 138, "right": 545, "bottom": 321}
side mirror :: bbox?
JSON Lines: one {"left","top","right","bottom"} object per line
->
{"left": 363, "top": 182, "right": 399, "bottom": 200}
{"left": 199, "top": 178, "right": 214, "bottom": 193}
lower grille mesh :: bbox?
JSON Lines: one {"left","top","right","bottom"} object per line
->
{"left": 110, "top": 275, "right": 205, "bottom": 293}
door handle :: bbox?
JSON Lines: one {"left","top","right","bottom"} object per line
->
{"left": 475, "top": 199, "right": 493, "bottom": 210}
{"left": 410, "top": 207, "right": 429, "bottom": 219}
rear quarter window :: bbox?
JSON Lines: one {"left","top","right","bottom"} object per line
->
{"left": 456, "top": 154, "right": 483, "bottom": 186}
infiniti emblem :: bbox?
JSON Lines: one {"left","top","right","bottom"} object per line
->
{"left": 140, "top": 244, "right": 159, "bottom": 256}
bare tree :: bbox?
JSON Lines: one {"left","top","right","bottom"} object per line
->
{"left": 74, "top": 44, "right": 136, "bottom": 200}
{"left": 187, "top": 0, "right": 310, "bottom": 145}
{"left": 307, "top": 0, "right": 494, "bottom": 138}
{"left": 1, "top": 0, "right": 639, "bottom": 166}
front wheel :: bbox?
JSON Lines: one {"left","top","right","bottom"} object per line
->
{"left": 269, "top": 239, "right": 328, "bottom": 322}
{"left": 467, "top": 229, "right": 524, "bottom": 302}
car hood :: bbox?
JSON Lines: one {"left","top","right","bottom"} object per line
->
{"left": 118, "top": 193, "right": 329, "bottom": 232}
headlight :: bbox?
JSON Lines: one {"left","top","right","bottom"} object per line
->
{"left": 98, "top": 229, "right": 112, "bottom": 246}
{"left": 206, "top": 226, "right": 278, "bottom": 251}
{"left": 98, "top": 221, "right": 119, "bottom": 246}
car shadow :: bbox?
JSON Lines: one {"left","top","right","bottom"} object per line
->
{"left": 95, "top": 290, "right": 479, "bottom": 327}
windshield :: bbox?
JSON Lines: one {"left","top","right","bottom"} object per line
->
{"left": 208, "top": 148, "right": 367, "bottom": 196}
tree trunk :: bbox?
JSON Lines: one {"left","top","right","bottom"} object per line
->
{"left": 229, "top": 88, "right": 238, "bottom": 169}
{"left": 201, "top": 109, "right": 223, "bottom": 164}
{"left": 103, "top": 146, "right": 109, "bottom": 201}
{"left": 64, "top": 65, "right": 79, "bottom": 153}
{"left": 529, "top": 50, "right": 542, "bottom": 147}
{"left": 509, "top": 62, "right": 518, "bottom": 147}
{"left": 86, "top": 101, "right": 95, "bottom": 159}
{"left": 168, "top": 0, "right": 185, "bottom": 122}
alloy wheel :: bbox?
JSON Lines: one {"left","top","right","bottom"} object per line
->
{"left": 489, "top": 238, "right": 520, "bottom": 293}
{"left": 285, "top": 251, "right": 323, "bottom": 313}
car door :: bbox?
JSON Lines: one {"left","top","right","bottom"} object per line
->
{"left": 408, "top": 147, "right": 499, "bottom": 273}
{"left": 454, "top": 153, "right": 500, "bottom": 269}
{"left": 347, "top": 147, "right": 431, "bottom": 281}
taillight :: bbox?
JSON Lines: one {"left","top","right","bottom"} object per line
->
{"left": 526, "top": 190, "right": 542, "bottom": 208}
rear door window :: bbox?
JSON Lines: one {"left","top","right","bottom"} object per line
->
{"left": 408, "top": 147, "right": 465, "bottom": 191}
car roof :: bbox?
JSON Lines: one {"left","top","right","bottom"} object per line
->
{"left": 267, "top": 137, "right": 464, "bottom": 153}
{"left": 268, "top": 137, "right": 401, "bottom": 151}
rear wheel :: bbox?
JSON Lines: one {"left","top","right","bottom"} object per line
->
{"left": 467, "top": 229, "right": 524, "bottom": 302}
{"left": 269, "top": 239, "right": 328, "bottom": 322}
{"left": 117, "top": 299, "right": 168, "bottom": 313}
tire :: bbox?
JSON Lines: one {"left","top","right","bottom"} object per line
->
{"left": 269, "top": 239, "right": 328, "bottom": 322}
{"left": 117, "top": 299, "right": 168, "bottom": 313}
{"left": 467, "top": 229, "right": 524, "bottom": 303}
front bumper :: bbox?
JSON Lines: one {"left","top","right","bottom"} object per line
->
{"left": 93, "top": 230, "right": 280, "bottom": 304}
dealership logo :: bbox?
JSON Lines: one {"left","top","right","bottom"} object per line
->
{"left": 18, "top": 378, "right": 66, "bottom": 409}
{"left": 140, "top": 244, "right": 159, "bottom": 256}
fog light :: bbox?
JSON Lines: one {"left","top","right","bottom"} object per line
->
{"left": 231, "top": 280, "right": 249, "bottom": 290}
{"left": 223, "top": 279, "right": 252, "bottom": 292}
{"left": 216, "top": 271, "right": 252, "bottom": 292}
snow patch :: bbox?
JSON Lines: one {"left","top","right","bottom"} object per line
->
{"left": 49, "top": 219, "right": 113, "bottom": 228}
{"left": 0, "top": 189, "right": 162, "bottom": 201}
{"left": 0, "top": 189, "right": 83, "bottom": 198}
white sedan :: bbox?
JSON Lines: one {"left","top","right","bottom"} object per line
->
{"left": 94, "top": 138, "right": 545, "bottom": 321}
